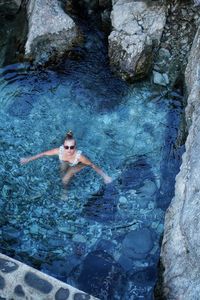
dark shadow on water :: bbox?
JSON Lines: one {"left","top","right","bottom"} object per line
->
{"left": 155, "top": 88, "right": 185, "bottom": 210}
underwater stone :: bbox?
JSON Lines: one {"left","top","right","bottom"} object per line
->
{"left": 118, "top": 254, "right": 134, "bottom": 271}
{"left": 0, "top": 258, "right": 19, "bottom": 273}
{"left": 72, "top": 234, "right": 87, "bottom": 243}
{"left": 74, "top": 293, "right": 91, "bottom": 300}
{"left": 139, "top": 180, "right": 157, "bottom": 196}
{"left": 8, "top": 97, "right": 34, "bottom": 118}
{"left": 119, "top": 196, "right": 128, "bottom": 204}
{"left": 0, "top": 275, "right": 5, "bottom": 289}
{"left": 122, "top": 228, "right": 153, "bottom": 259}
{"left": 30, "top": 224, "right": 39, "bottom": 235}
{"left": 55, "top": 287, "right": 70, "bottom": 300}
{"left": 2, "top": 226, "right": 21, "bottom": 242}
{"left": 77, "top": 250, "right": 122, "bottom": 298}
{"left": 14, "top": 285, "right": 25, "bottom": 297}
{"left": 24, "top": 272, "right": 53, "bottom": 294}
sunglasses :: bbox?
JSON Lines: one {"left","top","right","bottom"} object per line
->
{"left": 64, "top": 145, "right": 75, "bottom": 150}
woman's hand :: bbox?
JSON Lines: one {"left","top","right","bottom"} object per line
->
{"left": 103, "top": 175, "right": 113, "bottom": 184}
{"left": 20, "top": 157, "right": 31, "bottom": 165}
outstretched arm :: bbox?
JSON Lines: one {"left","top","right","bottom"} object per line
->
{"left": 79, "top": 155, "right": 112, "bottom": 184}
{"left": 20, "top": 148, "right": 59, "bottom": 165}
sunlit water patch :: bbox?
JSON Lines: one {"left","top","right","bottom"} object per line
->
{"left": 0, "top": 29, "right": 184, "bottom": 300}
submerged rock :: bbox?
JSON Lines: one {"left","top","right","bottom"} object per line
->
{"left": 76, "top": 250, "right": 124, "bottom": 299}
{"left": 25, "top": 0, "right": 80, "bottom": 65}
{"left": 82, "top": 183, "right": 118, "bottom": 223}
{"left": 108, "top": 0, "right": 166, "bottom": 81}
{"left": 122, "top": 228, "right": 153, "bottom": 259}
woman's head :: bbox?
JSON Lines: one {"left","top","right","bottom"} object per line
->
{"left": 64, "top": 130, "right": 76, "bottom": 153}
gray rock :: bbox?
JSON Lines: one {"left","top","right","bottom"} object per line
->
{"left": 161, "top": 27, "right": 200, "bottom": 299}
{"left": 108, "top": 0, "right": 166, "bottom": 81}
{"left": 25, "top": 0, "right": 80, "bottom": 65}
{"left": 153, "top": 71, "right": 169, "bottom": 86}
{"left": 0, "top": 0, "right": 21, "bottom": 15}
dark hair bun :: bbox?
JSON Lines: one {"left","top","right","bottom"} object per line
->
{"left": 66, "top": 130, "right": 73, "bottom": 139}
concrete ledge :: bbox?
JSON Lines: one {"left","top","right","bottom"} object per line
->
{"left": 0, "top": 253, "right": 99, "bottom": 300}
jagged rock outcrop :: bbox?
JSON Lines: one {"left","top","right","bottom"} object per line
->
{"left": 0, "top": 0, "right": 21, "bottom": 15}
{"left": 160, "top": 26, "right": 200, "bottom": 299}
{"left": 153, "top": 1, "right": 200, "bottom": 87}
{"left": 108, "top": 0, "right": 166, "bottom": 81}
{"left": 25, "top": 0, "right": 80, "bottom": 65}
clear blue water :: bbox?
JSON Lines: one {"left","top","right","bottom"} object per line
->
{"left": 0, "top": 27, "right": 184, "bottom": 299}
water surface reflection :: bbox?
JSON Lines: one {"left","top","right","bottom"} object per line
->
{"left": 0, "top": 28, "right": 184, "bottom": 299}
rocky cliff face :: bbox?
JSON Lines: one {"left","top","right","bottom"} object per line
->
{"left": 160, "top": 26, "right": 200, "bottom": 299}
{"left": 108, "top": 0, "right": 199, "bottom": 86}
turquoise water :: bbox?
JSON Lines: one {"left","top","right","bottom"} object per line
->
{"left": 0, "top": 28, "right": 184, "bottom": 299}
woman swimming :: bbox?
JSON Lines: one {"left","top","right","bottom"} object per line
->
{"left": 20, "top": 130, "right": 112, "bottom": 186}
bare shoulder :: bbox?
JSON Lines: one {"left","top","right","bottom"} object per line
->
{"left": 79, "top": 154, "right": 92, "bottom": 165}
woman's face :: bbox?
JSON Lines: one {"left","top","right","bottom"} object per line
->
{"left": 64, "top": 139, "right": 76, "bottom": 155}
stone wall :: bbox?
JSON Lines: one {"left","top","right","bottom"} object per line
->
{"left": 160, "top": 26, "right": 200, "bottom": 299}
{"left": 0, "top": 252, "right": 98, "bottom": 299}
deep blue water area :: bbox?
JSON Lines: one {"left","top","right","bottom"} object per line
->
{"left": 0, "top": 27, "right": 184, "bottom": 299}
